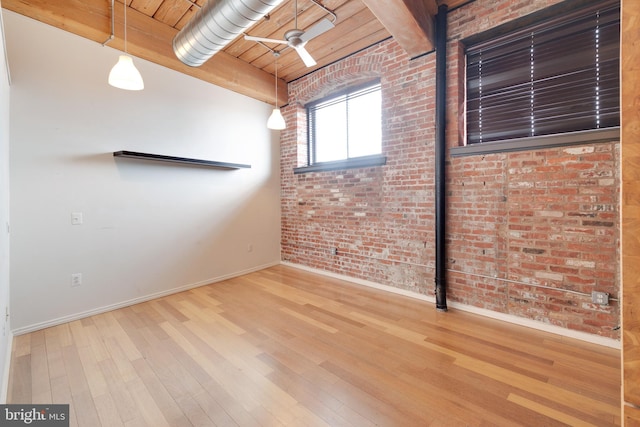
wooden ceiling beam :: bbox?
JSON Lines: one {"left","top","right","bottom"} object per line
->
{"left": 2, "top": 0, "right": 287, "bottom": 105}
{"left": 361, "top": 0, "right": 438, "bottom": 58}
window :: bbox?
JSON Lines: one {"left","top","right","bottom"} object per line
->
{"left": 464, "top": 0, "right": 620, "bottom": 147}
{"left": 306, "top": 81, "right": 382, "bottom": 165}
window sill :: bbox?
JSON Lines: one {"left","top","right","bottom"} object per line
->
{"left": 293, "top": 154, "right": 387, "bottom": 174}
{"left": 450, "top": 128, "right": 620, "bottom": 157}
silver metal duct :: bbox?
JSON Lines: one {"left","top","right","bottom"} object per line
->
{"left": 173, "top": 0, "right": 284, "bottom": 67}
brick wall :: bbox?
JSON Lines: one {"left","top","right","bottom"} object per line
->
{"left": 280, "top": 0, "right": 620, "bottom": 339}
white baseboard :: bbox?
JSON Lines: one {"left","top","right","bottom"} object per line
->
{"left": 281, "top": 261, "right": 621, "bottom": 349}
{"left": 12, "top": 260, "right": 620, "bottom": 350}
{"left": 11, "top": 262, "right": 280, "bottom": 336}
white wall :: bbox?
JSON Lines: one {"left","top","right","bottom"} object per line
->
{"left": 4, "top": 11, "right": 282, "bottom": 333}
{"left": 0, "top": 8, "right": 12, "bottom": 402}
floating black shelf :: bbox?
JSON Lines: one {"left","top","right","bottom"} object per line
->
{"left": 113, "top": 151, "right": 251, "bottom": 170}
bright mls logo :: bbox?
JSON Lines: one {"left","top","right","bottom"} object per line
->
{"left": 0, "top": 405, "right": 69, "bottom": 426}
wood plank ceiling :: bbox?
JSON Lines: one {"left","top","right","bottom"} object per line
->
{"left": 2, "top": 0, "right": 470, "bottom": 105}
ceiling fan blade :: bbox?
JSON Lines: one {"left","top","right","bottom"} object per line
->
{"left": 300, "top": 18, "right": 335, "bottom": 42}
{"left": 295, "top": 44, "right": 317, "bottom": 67}
{"left": 244, "top": 35, "right": 288, "bottom": 45}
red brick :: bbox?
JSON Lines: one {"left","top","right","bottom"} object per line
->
{"left": 280, "top": 0, "right": 619, "bottom": 339}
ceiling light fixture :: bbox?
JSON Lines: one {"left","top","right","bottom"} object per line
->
{"left": 244, "top": 0, "right": 336, "bottom": 68}
{"left": 108, "top": 0, "right": 144, "bottom": 90}
{"left": 267, "top": 53, "right": 286, "bottom": 130}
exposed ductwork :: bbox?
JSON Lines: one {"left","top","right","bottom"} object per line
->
{"left": 173, "top": 0, "right": 284, "bottom": 67}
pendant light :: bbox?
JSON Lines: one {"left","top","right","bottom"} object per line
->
{"left": 109, "top": 0, "right": 144, "bottom": 90}
{"left": 267, "top": 53, "right": 285, "bottom": 130}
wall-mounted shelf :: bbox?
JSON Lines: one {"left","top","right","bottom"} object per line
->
{"left": 113, "top": 151, "right": 251, "bottom": 170}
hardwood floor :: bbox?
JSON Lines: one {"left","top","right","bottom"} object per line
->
{"left": 7, "top": 265, "right": 621, "bottom": 426}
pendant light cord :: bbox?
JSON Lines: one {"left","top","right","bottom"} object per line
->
{"left": 274, "top": 55, "right": 279, "bottom": 108}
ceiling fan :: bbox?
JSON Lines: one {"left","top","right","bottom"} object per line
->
{"left": 244, "top": 0, "right": 335, "bottom": 67}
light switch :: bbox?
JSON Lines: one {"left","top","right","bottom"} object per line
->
{"left": 71, "top": 212, "right": 83, "bottom": 225}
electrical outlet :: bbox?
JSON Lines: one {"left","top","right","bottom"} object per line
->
{"left": 71, "top": 273, "right": 82, "bottom": 287}
{"left": 591, "top": 291, "right": 609, "bottom": 305}
{"left": 330, "top": 247, "right": 338, "bottom": 255}
{"left": 71, "top": 212, "right": 83, "bottom": 225}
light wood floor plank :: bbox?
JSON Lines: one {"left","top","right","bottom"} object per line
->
{"left": 12, "top": 333, "right": 30, "bottom": 358}
{"left": 508, "top": 393, "right": 601, "bottom": 426}
{"left": 8, "top": 355, "right": 31, "bottom": 404}
{"left": 30, "top": 342, "right": 52, "bottom": 404}
{"left": 7, "top": 265, "right": 620, "bottom": 426}
{"left": 44, "top": 327, "right": 67, "bottom": 381}
{"left": 124, "top": 376, "right": 172, "bottom": 427}
{"left": 50, "top": 376, "right": 78, "bottom": 427}
{"left": 129, "top": 357, "right": 195, "bottom": 427}
{"left": 92, "top": 312, "right": 143, "bottom": 362}
{"left": 160, "top": 322, "right": 262, "bottom": 426}
{"left": 98, "top": 357, "right": 142, "bottom": 425}
{"left": 93, "top": 393, "right": 126, "bottom": 427}
{"left": 61, "top": 345, "right": 101, "bottom": 426}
